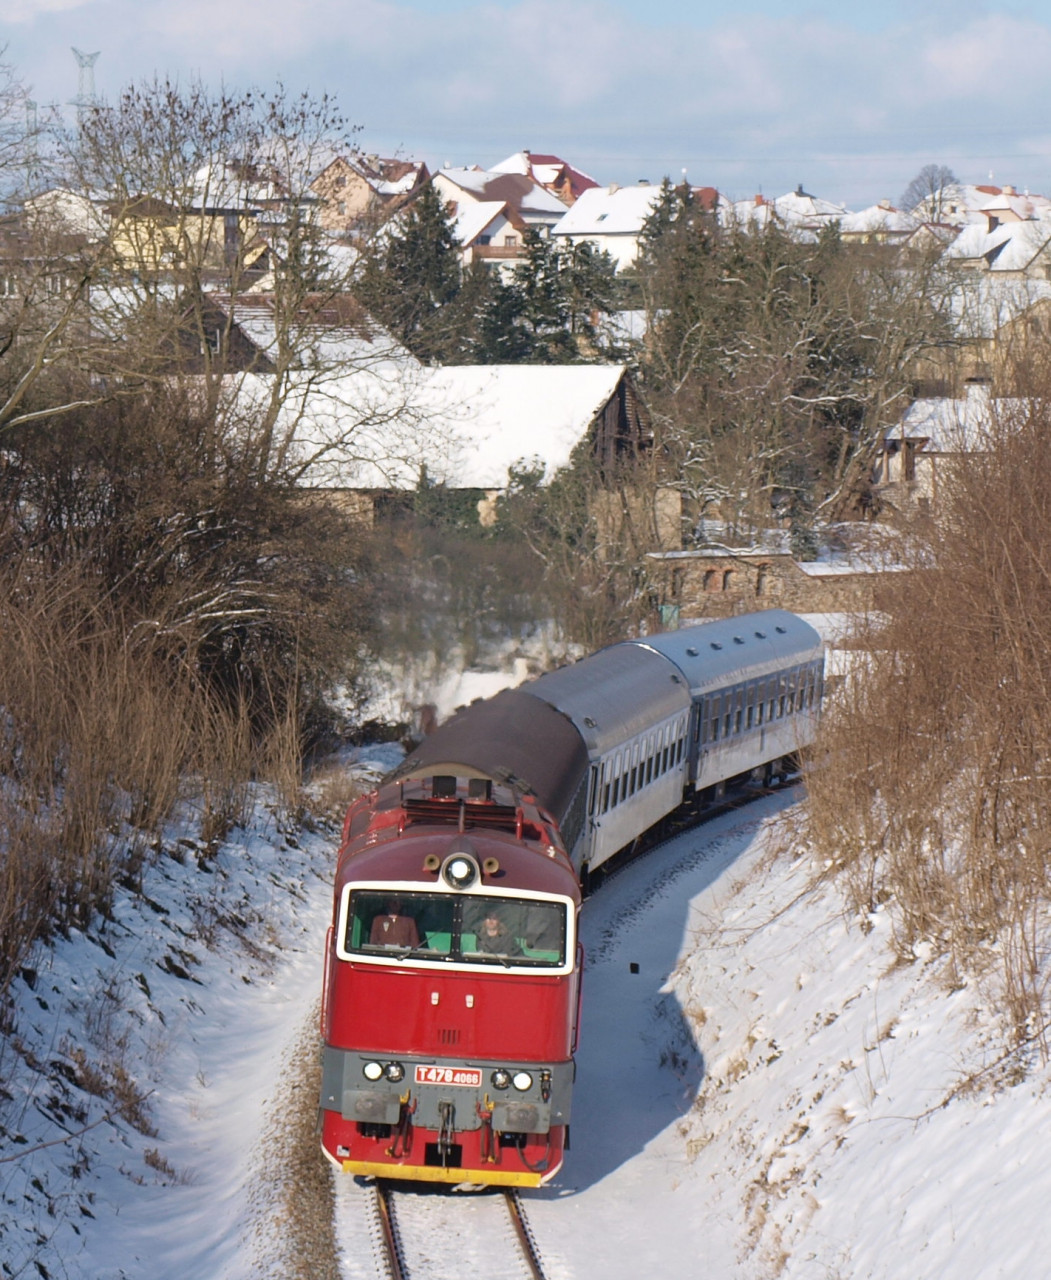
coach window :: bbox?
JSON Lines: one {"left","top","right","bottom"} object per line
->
{"left": 602, "top": 764, "right": 611, "bottom": 814}
{"left": 734, "top": 687, "right": 744, "bottom": 735}
{"left": 756, "top": 681, "right": 766, "bottom": 726}
{"left": 745, "top": 683, "right": 755, "bottom": 730}
{"left": 768, "top": 682, "right": 777, "bottom": 722}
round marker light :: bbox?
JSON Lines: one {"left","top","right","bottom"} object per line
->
{"left": 441, "top": 850, "right": 480, "bottom": 890}
{"left": 363, "top": 1061, "right": 383, "bottom": 1081}
{"left": 512, "top": 1071, "right": 533, "bottom": 1092}
{"left": 384, "top": 1062, "right": 405, "bottom": 1083}
{"left": 491, "top": 1069, "right": 511, "bottom": 1090}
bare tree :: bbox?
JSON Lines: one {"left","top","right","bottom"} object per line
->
{"left": 899, "top": 163, "right": 959, "bottom": 220}
{"left": 633, "top": 211, "right": 958, "bottom": 542}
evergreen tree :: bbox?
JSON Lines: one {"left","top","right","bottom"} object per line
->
{"left": 357, "top": 184, "right": 464, "bottom": 362}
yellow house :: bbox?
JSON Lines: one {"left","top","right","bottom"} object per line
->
{"left": 103, "top": 194, "right": 269, "bottom": 278}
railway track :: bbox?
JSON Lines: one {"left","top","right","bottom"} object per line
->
{"left": 337, "top": 1177, "right": 547, "bottom": 1280}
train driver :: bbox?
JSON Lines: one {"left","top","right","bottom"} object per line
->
{"left": 369, "top": 898, "right": 421, "bottom": 948}
{"left": 475, "top": 908, "right": 523, "bottom": 957}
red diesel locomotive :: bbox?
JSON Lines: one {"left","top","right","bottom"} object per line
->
{"left": 319, "top": 610, "right": 824, "bottom": 1186}
{"left": 319, "top": 777, "right": 582, "bottom": 1186}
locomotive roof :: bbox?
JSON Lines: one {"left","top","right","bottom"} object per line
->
{"left": 525, "top": 642, "right": 691, "bottom": 756}
{"left": 625, "top": 610, "right": 823, "bottom": 695}
{"left": 390, "top": 688, "right": 590, "bottom": 828}
{"left": 337, "top": 825, "right": 581, "bottom": 900}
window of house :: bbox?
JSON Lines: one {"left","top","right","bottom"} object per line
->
{"left": 723, "top": 569, "right": 735, "bottom": 591}
{"left": 704, "top": 569, "right": 719, "bottom": 592}
{"left": 504, "top": 235, "right": 518, "bottom": 247}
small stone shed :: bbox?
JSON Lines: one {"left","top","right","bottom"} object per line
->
{"left": 649, "top": 547, "right": 906, "bottom": 620}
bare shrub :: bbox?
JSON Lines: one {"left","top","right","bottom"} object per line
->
{"left": 808, "top": 387, "right": 1051, "bottom": 1047}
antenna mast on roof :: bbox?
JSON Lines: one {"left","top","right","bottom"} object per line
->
{"left": 69, "top": 47, "right": 100, "bottom": 121}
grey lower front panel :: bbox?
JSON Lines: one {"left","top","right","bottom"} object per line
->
{"left": 322, "top": 1047, "right": 574, "bottom": 1133}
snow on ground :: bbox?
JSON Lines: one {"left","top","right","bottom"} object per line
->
{"left": 4, "top": 724, "right": 1049, "bottom": 1278}
{"left": 526, "top": 793, "right": 1047, "bottom": 1279}
{"left": 0, "top": 744, "right": 398, "bottom": 1280}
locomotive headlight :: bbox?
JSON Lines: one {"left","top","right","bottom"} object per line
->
{"left": 362, "top": 1061, "right": 383, "bottom": 1081}
{"left": 512, "top": 1070, "right": 533, "bottom": 1092}
{"left": 384, "top": 1062, "right": 405, "bottom": 1083}
{"left": 491, "top": 1069, "right": 511, "bottom": 1090}
{"left": 445, "top": 856, "right": 476, "bottom": 888}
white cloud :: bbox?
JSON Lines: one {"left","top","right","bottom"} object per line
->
{"left": 1, "top": 0, "right": 89, "bottom": 19}
{"left": 7, "top": 2, "right": 1051, "bottom": 207}
{"left": 922, "top": 15, "right": 1051, "bottom": 94}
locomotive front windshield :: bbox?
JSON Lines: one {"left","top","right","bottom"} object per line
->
{"left": 344, "top": 891, "right": 568, "bottom": 968}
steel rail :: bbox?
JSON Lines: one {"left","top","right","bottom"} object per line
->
{"left": 504, "top": 1189, "right": 547, "bottom": 1280}
{"left": 374, "top": 1181, "right": 405, "bottom": 1280}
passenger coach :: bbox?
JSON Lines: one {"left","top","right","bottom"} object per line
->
{"left": 320, "top": 609, "right": 823, "bottom": 1184}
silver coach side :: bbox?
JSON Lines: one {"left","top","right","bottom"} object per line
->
{"left": 523, "top": 644, "right": 692, "bottom": 874}
{"left": 629, "top": 610, "right": 824, "bottom": 793}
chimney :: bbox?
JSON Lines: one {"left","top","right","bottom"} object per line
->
{"left": 878, "top": 198, "right": 892, "bottom": 210}
{"left": 607, "top": 182, "right": 620, "bottom": 195}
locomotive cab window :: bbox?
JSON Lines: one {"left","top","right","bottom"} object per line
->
{"left": 341, "top": 890, "right": 569, "bottom": 969}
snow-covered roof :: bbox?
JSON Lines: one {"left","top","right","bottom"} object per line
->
{"left": 946, "top": 273, "right": 1051, "bottom": 339}
{"left": 772, "top": 186, "right": 849, "bottom": 223}
{"left": 726, "top": 197, "right": 779, "bottom": 231}
{"left": 450, "top": 200, "right": 509, "bottom": 247}
{"left": 206, "top": 292, "right": 415, "bottom": 371}
{"left": 490, "top": 150, "right": 599, "bottom": 202}
{"left": 944, "top": 218, "right": 1051, "bottom": 272}
{"left": 888, "top": 384, "right": 1041, "bottom": 452}
{"left": 976, "top": 187, "right": 1051, "bottom": 221}
{"left": 913, "top": 182, "right": 1005, "bottom": 226}
{"left": 552, "top": 183, "right": 664, "bottom": 236}
{"left": 254, "top": 362, "right": 628, "bottom": 490}
{"left": 840, "top": 202, "right": 918, "bottom": 235}
{"left": 433, "top": 169, "right": 568, "bottom": 220}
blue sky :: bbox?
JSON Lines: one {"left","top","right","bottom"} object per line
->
{"left": 4, "top": 0, "right": 1051, "bottom": 208}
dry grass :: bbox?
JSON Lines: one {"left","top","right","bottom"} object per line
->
{"left": 807, "top": 386, "right": 1051, "bottom": 1051}
{"left": 0, "top": 558, "right": 306, "bottom": 1004}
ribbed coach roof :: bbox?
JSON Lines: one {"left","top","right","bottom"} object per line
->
{"left": 624, "top": 610, "right": 823, "bottom": 696}
{"left": 525, "top": 642, "right": 691, "bottom": 757}
{"left": 390, "top": 688, "right": 589, "bottom": 828}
